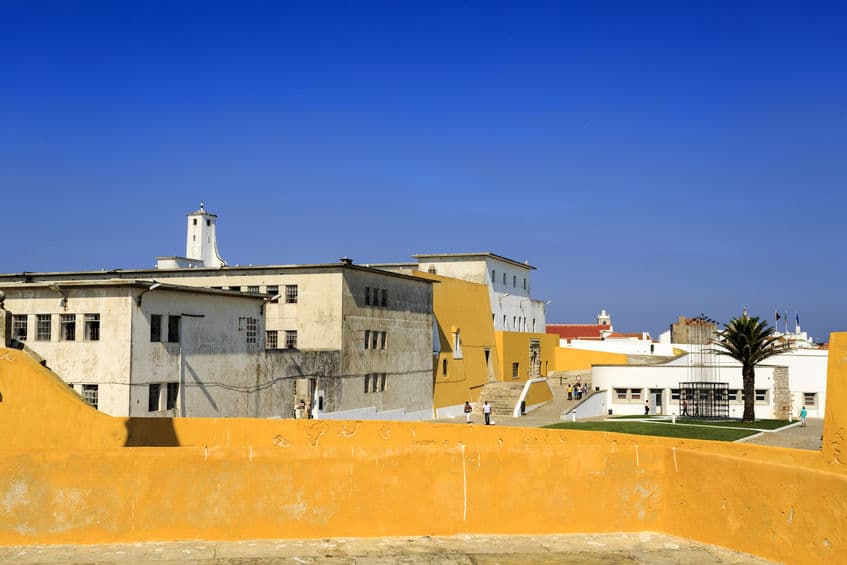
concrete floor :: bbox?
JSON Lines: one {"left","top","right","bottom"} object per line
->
{"left": 0, "top": 532, "right": 778, "bottom": 564}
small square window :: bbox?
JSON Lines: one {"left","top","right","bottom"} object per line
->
{"left": 285, "top": 330, "right": 297, "bottom": 349}
{"left": 671, "top": 388, "right": 680, "bottom": 400}
{"left": 755, "top": 389, "right": 767, "bottom": 402}
{"left": 285, "top": 285, "right": 298, "bottom": 304}
{"left": 82, "top": 384, "right": 99, "bottom": 409}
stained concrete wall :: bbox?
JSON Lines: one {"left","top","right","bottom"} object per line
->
{"left": 2, "top": 339, "right": 847, "bottom": 564}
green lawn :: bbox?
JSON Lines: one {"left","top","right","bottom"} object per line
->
{"left": 542, "top": 421, "right": 759, "bottom": 441}
{"left": 658, "top": 419, "right": 791, "bottom": 430}
{"left": 608, "top": 415, "right": 662, "bottom": 419}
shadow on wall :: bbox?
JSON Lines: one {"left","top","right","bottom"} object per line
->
{"left": 124, "top": 418, "right": 181, "bottom": 447}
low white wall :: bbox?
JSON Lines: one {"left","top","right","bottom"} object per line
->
{"left": 563, "top": 391, "right": 608, "bottom": 421}
{"left": 514, "top": 378, "right": 551, "bottom": 417}
{"left": 560, "top": 339, "right": 680, "bottom": 356}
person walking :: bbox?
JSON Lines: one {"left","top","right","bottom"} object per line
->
{"left": 682, "top": 400, "right": 688, "bottom": 417}
{"left": 464, "top": 401, "right": 473, "bottom": 424}
{"left": 800, "top": 405, "right": 808, "bottom": 427}
{"left": 483, "top": 401, "right": 492, "bottom": 425}
{"left": 644, "top": 400, "right": 650, "bottom": 416}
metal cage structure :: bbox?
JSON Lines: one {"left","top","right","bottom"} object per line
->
{"left": 679, "top": 381, "right": 730, "bottom": 419}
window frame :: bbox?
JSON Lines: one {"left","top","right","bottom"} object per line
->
{"left": 150, "top": 314, "right": 162, "bottom": 342}
{"left": 167, "top": 315, "right": 181, "bottom": 343}
{"left": 285, "top": 284, "right": 298, "bottom": 304}
{"left": 36, "top": 314, "right": 51, "bottom": 341}
{"left": 285, "top": 330, "right": 297, "bottom": 349}
{"left": 84, "top": 313, "right": 100, "bottom": 341}
{"left": 148, "top": 383, "right": 162, "bottom": 412}
{"left": 266, "top": 330, "right": 278, "bottom": 350}
{"left": 12, "top": 314, "right": 27, "bottom": 341}
{"left": 60, "top": 314, "right": 76, "bottom": 341}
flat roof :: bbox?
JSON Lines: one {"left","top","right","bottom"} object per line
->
{"left": 0, "top": 261, "right": 435, "bottom": 285}
{"left": 0, "top": 279, "right": 267, "bottom": 300}
{"left": 411, "top": 252, "right": 536, "bottom": 270}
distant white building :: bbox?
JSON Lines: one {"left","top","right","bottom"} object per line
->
{"left": 156, "top": 203, "right": 227, "bottom": 269}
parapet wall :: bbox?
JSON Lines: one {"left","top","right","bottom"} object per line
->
{"left": 2, "top": 340, "right": 847, "bottom": 564}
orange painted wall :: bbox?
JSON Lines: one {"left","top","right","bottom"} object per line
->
{"left": 524, "top": 379, "right": 553, "bottom": 407}
{"left": 3, "top": 342, "right": 847, "bottom": 565}
{"left": 553, "top": 347, "right": 628, "bottom": 372}
{"left": 494, "top": 331, "right": 558, "bottom": 382}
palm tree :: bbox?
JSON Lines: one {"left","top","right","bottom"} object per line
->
{"left": 711, "top": 313, "right": 788, "bottom": 422}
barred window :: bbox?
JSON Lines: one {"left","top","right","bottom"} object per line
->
{"left": 285, "top": 284, "right": 298, "bottom": 304}
{"left": 512, "top": 362, "right": 519, "bottom": 379}
{"left": 166, "top": 383, "right": 179, "bottom": 410}
{"left": 36, "top": 314, "right": 51, "bottom": 341}
{"left": 247, "top": 285, "right": 260, "bottom": 294}
{"left": 84, "top": 314, "right": 100, "bottom": 341}
{"left": 82, "top": 384, "right": 99, "bottom": 409}
{"left": 243, "top": 317, "right": 257, "bottom": 343}
{"left": 266, "top": 285, "right": 278, "bottom": 296}
{"left": 12, "top": 315, "right": 27, "bottom": 341}
{"left": 285, "top": 330, "right": 297, "bottom": 349}
{"left": 150, "top": 314, "right": 162, "bottom": 342}
{"left": 60, "top": 314, "right": 76, "bottom": 341}
{"left": 266, "top": 330, "right": 278, "bottom": 349}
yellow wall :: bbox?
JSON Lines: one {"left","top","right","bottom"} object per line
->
{"left": 414, "top": 272, "right": 497, "bottom": 409}
{"left": 494, "top": 331, "right": 558, "bottom": 382}
{"left": 553, "top": 347, "right": 629, "bottom": 372}
{"left": 524, "top": 379, "right": 553, "bottom": 408}
{"left": 4, "top": 340, "right": 847, "bottom": 564}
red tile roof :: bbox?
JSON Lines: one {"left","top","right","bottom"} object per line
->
{"left": 546, "top": 324, "right": 609, "bottom": 341}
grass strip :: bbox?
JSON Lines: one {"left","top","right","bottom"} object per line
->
{"left": 542, "top": 421, "right": 758, "bottom": 441}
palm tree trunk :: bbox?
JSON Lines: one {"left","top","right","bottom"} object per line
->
{"left": 742, "top": 364, "right": 756, "bottom": 422}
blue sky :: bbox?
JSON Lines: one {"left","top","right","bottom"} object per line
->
{"left": 1, "top": 1, "right": 844, "bottom": 342}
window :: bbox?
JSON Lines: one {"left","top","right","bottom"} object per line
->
{"left": 671, "top": 388, "right": 680, "bottom": 400}
{"left": 615, "top": 388, "right": 628, "bottom": 401}
{"left": 82, "top": 384, "right": 98, "bottom": 409}
{"left": 266, "top": 285, "right": 278, "bottom": 296}
{"left": 503, "top": 315, "right": 507, "bottom": 328}
{"left": 630, "top": 388, "right": 642, "bottom": 400}
{"left": 427, "top": 265, "right": 437, "bottom": 275}
{"left": 150, "top": 314, "right": 162, "bottom": 342}
{"left": 36, "top": 314, "right": 51, "bottom": 341}
{"left": 285, "top": 330, "right": 297, "bottom": 349}
{"left": 491, "top": 269, "right": 495, "bottom": 282}
{"left": 193, "top": 218, "right": 197, "bottom": 225}
{"left": 379, "top": 373, "right": 386, "bottom": 391}
{"left": 728, "top": 390, "right": 739, "bottom": 401}
{"left": 60, "top": 314, "right": 76, "bottom": 341}
{"left": 166, "top": 383, "right": 179, "bottom": 410}
{"left": 245, "top": 317, "right": 257, "bottom": 343}
{"left": 371, "top": 331, "right": 379, "bottom": 349}
{"left": 372, "top": 373, "right": 379, "bottom": 392}
{"left": 503, "top": 273, "right": 506, "bottom": 285}
{"left": 452, "top": 330, "right": 462, "bottom": 359}
{"left": 512, "top": 362, "right": 519, "bottom": 379}
{"left": 442, "top": 359, "right": 447, "bottom": 376}
{"left": 364, "top": 330, "right": 370, "bottom": 350}
{"left": 381, "top": 289, "right": 388, "bottom": 307}
{"left": 229, "top": 286, "right": 242, "bottom": 292}
{"left": 364, "top": 374, "right": 370, "bottom": 394}
{"left": 380, "top": 331, "right": 387, "bottom": 350}
{"left": 266, "top": 330, "right": 278, "bottom": 349}
{"left": 755, "top": 389, "right": 768, "bottom": 402}
{"left": 803, "top": 392, "right": 817, "bottom": 407}
{"left": 285, "top": 284, "right": 298, "bottom": 304}
{"left": 84, "top": 314, "right": 100, "bottom": 341}
{"left": 365, "top": 287, "right": 371, "bottom": 306}
{"left": 12, "top": 315, "right": 27, "bottom": 341}
{"left": 148, "top": 383, "right": 161, "bottom": 412}
{"left": 513, "top": 275, "right": 517, "bottom": 287}
{"left": 247, "top": 286, "right": 260, "bottom": 294}
{"left": 168, "top": 315, "right": 181, "bottom": 343}
{"left": 523, "top": 278, "right": 527, "bottom": 290}
{"left": 532, "top": 319, "right": 536, "bottom": 332}
{"left": 206, "top": 219, "right": 210, "bottom": 227}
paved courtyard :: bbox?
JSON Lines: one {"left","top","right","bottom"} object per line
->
{"left": 0, "top": 532, "right": 777, "bottom": 564}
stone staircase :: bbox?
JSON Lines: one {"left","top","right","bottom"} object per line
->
{"left": 474, "top": 382, "right": 525, "bottom": 420}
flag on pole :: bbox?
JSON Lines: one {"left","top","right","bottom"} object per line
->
{"left": 796, "top": 313, "right": 800, "bottom": 328}
{"left": 775, "top": 311, "right": 781, "bottom": 321}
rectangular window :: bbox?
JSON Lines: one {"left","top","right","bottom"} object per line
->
{"left": 512, "top": 362, "right": 519, "bottom": 379}
{"left": 148, "top": 383, "right": 161, "bottom": 412}
{"left": 803, "top": 392, "right": 817, "bottom": 407}
{"left": 491, "top": 269, "right": 495, "bottom": 282}
{"left": 266, "top": 285, "right": 278, "bottom": 296}
{"left": 229, "top": 286, "right": 242, "bottom": 292}
{"left": 372, "top": 373, "right": 378, "bottom": 392}
{"left": 380, "top": 331, "right": 387, "bottom": 350}
{"left": 755, "top": 389, "right": 767, "bottom": 402}
{"left": 671, "top": 388, "right": 680, "bottom": 400}
{"left": 245, "top": 317, "right": 257, "bottom": 343}
{"left": 150, "top": 314, "right": 162, "bottom": 342}
{"left": 247, "top": 285, "right": 260, "bottom": 294}
{"left": 285, "top": 284, "right": 298, "bottom": 304}
{"left": 12, "top": 315, "right": 27, "bottom": 341}
{"left": 371, "top": 331, "right": 379, "bottom": 349}
{"left": 503, "top": 315, "right": 507, "bottom": 328}
{"left": 364, "top": 330, "right": 370, "bottom": 350}
{"left": 166, "top": 382, "right": 179, "bottom": 410}
{"left": 379, "top": 373, "right": 386, "bottom": 391}
{"left": 630, "top": 388, "right": 642, "bottom": 400}
{"left": 364, "top": 374, "right": 370, "bottom": 394}
{"left": 381, "top": 289, "right": 388, "bottom": 307}
{"left": 728, "top": 390, "right": 738, "bottom": 401}
{"left": 60, "top": 314, "right": 76, "bottom": 341}
{"left": 442, "top": 359, "right": 447, "bottom": 376}
{"left": 266, "top": 330, "right": 278, "bottom": 349}
{"left": 84, "top": 314, "right": 100, "bottom": 341}
{"left": 365, "top": 287, "right": 371, "bottom": 306}
{"left": 503, "top": 273, "right": 506, "bottom": 285}
{"left": 82, "top": 384, "right": 98, "bottom": 409}
{"left": 36, "top": 314, "right": 51, "bottom": 341}
{"left": 168, "top": 315, "right": 181, "bottom": 343}
{"left": 285, "top": 330, "right": 297, "bottom": 349}
{"left": 523, "top": 278, "right": 527, "bottom": 290}
{"left": 513, "top": 275, "right": 517, "bottom": 287}
{"left": 615, "top": 388, "right": 628, "bottom": 401}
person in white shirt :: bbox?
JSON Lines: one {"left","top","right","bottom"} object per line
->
{"left": 483, "top": 401, "right": 492, "bottom": 425}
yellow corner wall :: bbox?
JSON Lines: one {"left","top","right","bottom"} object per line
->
{"left": 3, "top": 341, "right": 847, "bottom": 564}
{"left": 494, "top": 331, "right": 558, "bottom": 382}
{"left": 553, "top": 347, "right": 629, "bottom": 372}
{"left": 414, "top": 271, "right": 497, "bottom": 409}
{"left": 524, "top": 379, "right": 553, "bottom": 408}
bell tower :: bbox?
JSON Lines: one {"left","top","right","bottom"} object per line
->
{"left": 185, "top": 203, "right": 226, "bottom": 267}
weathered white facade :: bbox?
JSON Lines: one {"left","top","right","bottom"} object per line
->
{"left": 0, "top": 281, "right": 284, "bottom": 418}
{"left": 412, "top": 253, "right": 547, "bottom": 333}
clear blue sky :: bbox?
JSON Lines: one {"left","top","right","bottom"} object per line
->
{"left": 1, "top": 1, "right": 844, "bottom": 342}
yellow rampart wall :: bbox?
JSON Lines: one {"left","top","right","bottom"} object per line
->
{"left": 554, "top": 346, "right": 628, "bottom": 372}
{"left": 494, "top": 331, "right": 558, "bottom": 381}
{"left": 524, "top": 379, "right": 553, "bottom": 407}
{"left": 2, "top": 340, "right": 847, "bottom": 564}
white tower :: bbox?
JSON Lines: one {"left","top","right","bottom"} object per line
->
{"left": 597, "top": 309, "right": 611, "bottom": 326}
{"left": 186, "top": 203, "right": 226, "bottom": 267}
